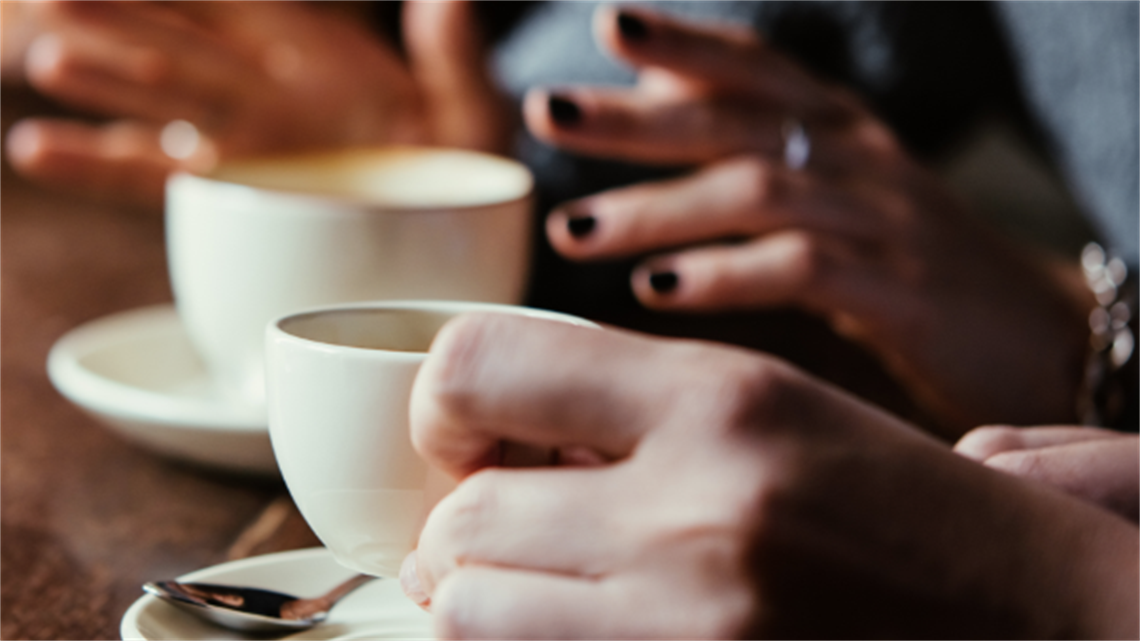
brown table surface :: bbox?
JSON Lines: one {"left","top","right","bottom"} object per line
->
{"left": 1, "top": 104, "right": 322, "bottom": 640}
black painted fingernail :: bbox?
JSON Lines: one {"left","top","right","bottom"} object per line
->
{"left": 617, "top": 12, "right": 650, "bottom": 41}
{"left": 567, "top": 215, "right": 596, "bottom": 238}
{"left": 649, "top": 271, "right": 678, "bottom": 293}
{"left": 548, "top": 95, "right": 582, "bottom": 126}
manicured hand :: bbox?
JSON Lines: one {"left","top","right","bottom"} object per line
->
{"left": 400, "top": 312, "right": 1137, "bottom": 639}
{"left": 526, "top": 6, "right": 1092, "bottom": 434}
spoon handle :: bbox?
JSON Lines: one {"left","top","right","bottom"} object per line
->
{"left": 281, "top": 573, "right": 377, "bottom": 621}
{"left": 321, "top": 573, "right": 377, "bottom": 605}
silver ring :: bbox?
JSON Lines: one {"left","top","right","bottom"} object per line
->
{"left": 782, "top": 119, "right": 811, "bottom": 170}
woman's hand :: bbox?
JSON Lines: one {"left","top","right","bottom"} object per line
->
{"left": 525, "top": 6, "right": 1092, "bottom": 434}
{"left": 4, "top": 1, "right": 511, "bottom": 206}
{"left": 401, "top": 313, "right": 1137, "bottom": 639}
{"left": 956, "top": 425, "right": 1139, "bottom": 522}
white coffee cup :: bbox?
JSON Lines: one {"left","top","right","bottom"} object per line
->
{"left": 265, "top": 300, "right": 597, "bottom": 577}
{"left": 166, "top": 146, "right": 533, "bottom": 408}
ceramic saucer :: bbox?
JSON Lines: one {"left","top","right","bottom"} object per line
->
{"left": 120, "top": 547, "right": 432, "bottom": 640}
{"left": 47, "top": 304, "right": 277, "bottom": 475}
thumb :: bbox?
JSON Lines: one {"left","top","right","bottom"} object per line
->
{"left": 402, "top": 0, "right": 512, "bottom": 153}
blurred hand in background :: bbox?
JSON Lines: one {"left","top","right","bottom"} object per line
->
{"left": 1, "top": 0, "right": 512, "bottom": 207}
{"left": 526, "top": 6, "right": 1093, "bottom": 434}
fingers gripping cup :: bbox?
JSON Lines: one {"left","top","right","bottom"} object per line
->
{"left": 167, "top": 147, "right": 533, "bottom": 409}
{"left": 265, "top": 301, "right": 596, "bottom": 577}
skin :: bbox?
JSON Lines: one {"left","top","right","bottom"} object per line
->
{"left": 5, "top": 2, "right": 1100, "bottom": 435}
{"left": 956, "top": 425, "right": 1139, "bottom": 522}
{"left": 526, "top": 6, "right": 1094, "bottom": 435}
{"left": 3, "top": 0, "right": 511, "bottom": 207}
{"left": 401, "top": 312, "right": 1138, "bottom": 639}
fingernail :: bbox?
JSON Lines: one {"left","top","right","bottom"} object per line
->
{"left": 617, "top": 12, "right": 650, "bottom": 41}
{"left": 567, "top": 215, "right": 596, "bottom": 238}
{"left": 26, "top": 34, "right": 63, "bottom": 78}
{"left": 548, "top": 95, "right": 582, "bottom": 127}
{"left": 159, "top": 120, "right": 201, "bottom": 160}
{"left": 399, "top": 552, "right": 431, "bottom": 610}
{"left": 4, "top": 121, "right": 43, "bottom": 163}
{"left": 649, "top": 271, "right": 678, "bottom": 293}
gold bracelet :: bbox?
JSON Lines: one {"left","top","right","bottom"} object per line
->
{"left": 1077, "top": 242, "right": 1137, "bottom": 426}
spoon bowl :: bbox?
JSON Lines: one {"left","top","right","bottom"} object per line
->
{"left": 143, "top": 573, "right": 376, "bottom": 633}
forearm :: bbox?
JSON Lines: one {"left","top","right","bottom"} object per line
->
{"left": 1061, "top": 510, "right": 1138, "bottom": 638}
{"left": 997, "top": 472, "right": 1139, "bottom": 639}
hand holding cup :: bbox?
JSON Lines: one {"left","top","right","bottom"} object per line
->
{"left": 265, "top": 301, "right": 596, "bottom": 578}
{"left": 401, "top": 313, "right": 1138, "bottom": 639}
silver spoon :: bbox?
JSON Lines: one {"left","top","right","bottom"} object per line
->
{"left": 143, "top": 573, "right": 376, "bottom": 633}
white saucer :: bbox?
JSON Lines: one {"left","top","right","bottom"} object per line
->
{"left": 120, "top": 547, "right": 433, "bottom": 640}
{"left": 47, "top": 304, "right": 277, "bottom": 475}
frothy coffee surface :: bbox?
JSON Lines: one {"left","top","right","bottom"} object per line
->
{"left": 211, "top": 147, "right": 532, "bottom": 208}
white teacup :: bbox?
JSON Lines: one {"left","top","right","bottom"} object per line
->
{"left": 265, "top": 301, "right": 596, "bottom": 577}
{"left": 166, "top": 147, "right": 533, "bottom": 408}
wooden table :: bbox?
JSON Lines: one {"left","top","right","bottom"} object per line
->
{"left": 0, "top": 125, "right": 321, "bottom": 640}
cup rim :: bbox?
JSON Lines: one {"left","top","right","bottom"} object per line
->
{"left": 168, "top": 145, "right": 534, "bottom": 213}
{"left": 267, "top": 300, "right": 598, "bottom": 359}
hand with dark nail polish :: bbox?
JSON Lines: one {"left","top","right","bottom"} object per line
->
{"left": 523, "top": 2, "right": 1116, "bottom": 433}
{"left": 548, "top": 95, "right": 582, "bottom": 127}
{"left": 649, "top": 271, "right": 678, "bottom": 293}
{"left": 617, "top": 12, "right": 650, "bottom": 41}
{"left": 567, "top": 215, "right": 596, "bottom": 238}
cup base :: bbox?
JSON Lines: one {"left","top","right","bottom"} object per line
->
{"left": 293, "top": 488, "right": 425, "bottom": 578}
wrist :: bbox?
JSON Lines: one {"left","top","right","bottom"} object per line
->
{"left": 954, "top": 473, "right": 1135, "bottom": 638}
{"left": 1068, "top": 510, "right": 1139, "bottom": 639}
{"left": 999, "top": 471, "right": 1140, "bottom": 638}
